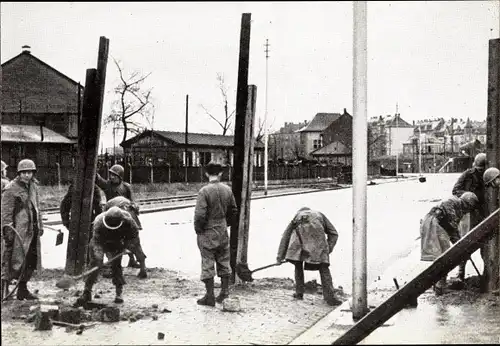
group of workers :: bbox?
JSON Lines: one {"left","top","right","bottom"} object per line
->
{"left": 2, "top": 153, "right": 498, "bottom": 306}
{"left": 420, "top": 153, "right": 500, "bottom": 295}
{"left": 1, "top": 159, "right": 147, "bottom": 303}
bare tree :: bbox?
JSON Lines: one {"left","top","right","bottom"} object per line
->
{"left": 104, "top": 58, "right": 155, "bottom": 145}
{"left": 200, "top": 73, "right": 235, "bottom": 136}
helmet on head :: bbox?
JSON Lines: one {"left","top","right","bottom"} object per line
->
{"left": 473, "top": 153, "right": 487, "bottom": 169}
{"left": 103, "top": 206, "right": 125, "bottom": 230}
{"left": 17, "top": 159, "right": 36, "bottom": 173}
{"left": 109, "top": 164, "right": 124, "bottom": 180}
{"left": 460, "top": 192, "right": 479, "bottom": 210}
{"left": 483, "top": 167, "right": 500, "bottom": 185}
{"left": 1, "top": 160, "right": 7, "bottom": 171}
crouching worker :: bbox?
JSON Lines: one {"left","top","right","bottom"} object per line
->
{"left": 420, "top": 192, "right": 479, "bottom": 296}
{"left": 104, "top": 196, "right": 147, "bottom": 278}
{"left": 76, "top": 206, "right": 147, "bottom": 305}
{"left": 194, "top": 161, "right": 238, "bottom": 307}
{"left": 277, "top": 207, "right": 342, "bottom": 306}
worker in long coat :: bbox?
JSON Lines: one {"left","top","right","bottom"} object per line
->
{"left": 194, "top": 161, "right": 238, "bottom": 307}
{"left": 1, "top": 159, "right": 43, "bottom": 300}
{"left": 104, "top": 196, "right": 147, "bottom": 278}
{"left": 95, "top": 164, "right": 138, "bottom": 268}
{"left": 277, "top": 207, "right": 342, "bottom": 306}
{"left": 451, "top": 152, "right": 487, "bottom": 282}
{"left": 76, "top": 206, "right": 147, "bottom": 305}
{"left": 420, "top": 191, "right": 479, "bottom": 295}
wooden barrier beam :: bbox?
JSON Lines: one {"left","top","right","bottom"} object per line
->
{"left": 333, "top": 208, "right": 500, "bottom": 345}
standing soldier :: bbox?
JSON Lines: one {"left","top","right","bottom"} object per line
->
{"left": 277, "top": 207, "right": 342, "bottom": 306}
{"left": 452, "top": 152, "right": 487, "bottom": 284}
{"left": 194, "top": 161, "right": 238, "bottom": 307}
{"left": 1, "top": 160, "right": 9, "bottom": 193}
{"left": 1, "top": 159, "right": 43, "bottom": 300}
{"left": 76, "top": 206, "right": 147, "bottom": 305}
{"left": 95, "top": 164, "right": 139, "bottom": 268}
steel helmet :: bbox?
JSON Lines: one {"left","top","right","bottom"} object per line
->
{"left": 473, "top": 153, "right": 487, "bottom": 168}
{"left": 103, "top": 206, "right": 124, "bottom": 230}
{"left": 483, "top": 167, "right": 500, "bottom": 185}
{"left": 460, "top": 192, "right": 479, "bottom": 209}
{"left": 109, "top": 164, "right": 124, "bottom": 180}
{"left": 1, "top": 160, "right": 7, "bottom": 171}
{"left": 17, "top": 159, "right": 37, "bottom": 173}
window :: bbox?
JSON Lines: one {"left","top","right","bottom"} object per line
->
{"left": 313, "top": 140, "right": 319, "bottom": 149}
{"left": 199, "top": 152, "right": 212, "bottom": 166}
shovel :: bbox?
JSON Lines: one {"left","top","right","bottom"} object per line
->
{"left": 44, "top": 225, "right": 64, "bottom": 246}
{"left": 236, "top": 261, "right": 286, "bottom": 282}
{"left": 56, "top": 249, "right": 130, "bottom": 289}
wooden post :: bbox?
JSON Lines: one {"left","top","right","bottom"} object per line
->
{"left": 236, "top": 85, "right": 257, "bottom": 278}
{"left": 333, "top": 209, "right": 500, "bottom": 345}
{"left": 65, "top": 37, "right": 109, "bottom": 275}
{"left": 185, "top": 94, "right": 189, "bottom": 183}
{"left": 230, "top": 13, "right": 251, "bottom": 282}
{"left": 484, "top": 38, "right": 500, "bottom": 292}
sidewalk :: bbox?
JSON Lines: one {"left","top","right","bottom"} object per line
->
{"left": 289, "top": 241, "right": 500, "bottom": 344}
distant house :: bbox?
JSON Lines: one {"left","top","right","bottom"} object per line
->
{"left": 298, "top": 111, "right": 345, "bottom": 159}
{"left": 121, "top": 130, "right": 265, "bottom": 167}
{"left": 368, "top": 113, "right": 413, "bottom": 159}
{"left": 311, "top": 109, "right": 353, "bottom": 165}
{"left": 268, "top": 120, "right": 308, "bottom": 162}
{"left": 1, "top": 46, "right": 82, "bottom": 184}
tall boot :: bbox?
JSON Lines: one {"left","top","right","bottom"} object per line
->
{"left": 319, "top": 266, "right": 342, "bottom": 306}
{"left": 114, "top": 285, "right": 124, "bottom": 304}
{"left": 216, "top": 276, "right": 230, "bottom": 303}
{"left": 293, "top": 262, "right": 305, "bottom": 300}
{"left": 76, "top": 287, "right": 92, "bottom": 306}
{"left": 16, "top": 281, "right": 38, "bottom": 300}
{"left": 197, "top": 278, "right": 215, "bottom": 307}
{"left": 457, "top": 262, "right": 466, "bottom": 282}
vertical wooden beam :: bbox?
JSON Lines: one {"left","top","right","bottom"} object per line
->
{"left": 484, "top": 38, "right": 500, "bottom": 292}
{"left": 185, "top": 94, "right": 189, "bottom": 182}
{"left": 236, "top": 85, "right": 257, "bottom": 274}
{"left": 65, "top": 37, "right": 109, "bottom": 275}
{"left": 230, "top": 13, "right": 251, "bottom": 281}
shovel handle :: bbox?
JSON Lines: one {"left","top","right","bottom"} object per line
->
{"left": 251, "top": 261, "right": 286, "bottom": 274}
{"left": 73, "top": 249, "right": 131, "bottom": 280}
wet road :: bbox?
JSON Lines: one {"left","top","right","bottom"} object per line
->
{"left": 40, "top": 173, "right": 461, "bottom": 292}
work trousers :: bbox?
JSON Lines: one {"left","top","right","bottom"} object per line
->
{"left": 293, "top": 261, "right": 335, "bottom": 302}
{"left": 198, "top": 240, "right": 231, "bottom": 281}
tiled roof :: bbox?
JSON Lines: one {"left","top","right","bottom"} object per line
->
{"left": 124, "top": 130, "right": 264, "bottom": 148}
{"left": 299, "top": 113, "right": 341, "bottom": 132}
{"left": 1, "top": 124, "right": 77, "bottom": 144}
{"left": 311, "top": 141, "right": 351, "bottom": 156}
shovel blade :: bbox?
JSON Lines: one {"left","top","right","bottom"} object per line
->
{"left": 55, "top": 231, "right": 64, "bottom": 246}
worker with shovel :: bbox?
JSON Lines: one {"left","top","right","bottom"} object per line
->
{"left": 1, "top": 159, "right": 43, "bottom": 301}
{"left": 277, "top": 207, "right": 342, "bottom": 306}
{"left": 420, "top": 192, "right": 479, "bottom": 295}
{"left": 194, "top": 161, "right": 238, "bottom": 307}
{"left": 75, "top": 206, "right": 147, "bottom": 305}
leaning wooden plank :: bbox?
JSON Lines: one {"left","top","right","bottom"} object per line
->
{"left": 332, "top": 208, "right": 500, "bottom": 345}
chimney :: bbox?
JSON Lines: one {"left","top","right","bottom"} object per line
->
{"left": 343, "top": 108, "right": 347, "bottom": 114}
{"left": 22, "top": 45, "right": 31, "bottom": 53}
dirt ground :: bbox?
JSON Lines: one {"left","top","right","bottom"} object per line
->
{"left": 1, "top": 267, "right": 348, "bottom": 344}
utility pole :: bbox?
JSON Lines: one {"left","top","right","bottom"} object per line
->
{"left": 418, "top": 125, "right": 422, "bottom": 175}
{"left": 185, "top": 94, "right": 189, "bottom": 183}
{"left": 352, "top": 0, "right": 369, "bottom": 321}
{"left": 264, "top": 38, "right": 270, "bottom": 196}
{"left": 395, "top": 103, "right": 399, "bottom": 179}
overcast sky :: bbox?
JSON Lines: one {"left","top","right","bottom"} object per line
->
{"left": 2, "top": 1, "right": 499, "bottom": 149}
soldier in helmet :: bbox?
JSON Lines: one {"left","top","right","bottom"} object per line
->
{"left": 420, "top": 192, "right": 479, "bottom": 295}
{"left": 1, "top": 159, "right": 43, "bottom": 300}
{"left": 1, "top": 160, "right": 9, "bottom": 193}
{"left": 76, "top": 206, "right": 147, "bottom": 305}
{"left": 451, "top": 152, "right": 487, "bottom": 284}
{"left": 483, "top": 167, "right": 500, "bottom": 189}
{"left": 95, "top": 164, "right": 138, "bottom": 268}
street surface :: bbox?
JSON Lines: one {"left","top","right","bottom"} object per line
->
{"left": 40, "top": 173, "right": 460, "bottom": 293}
